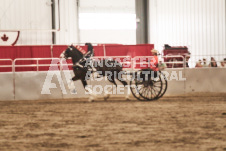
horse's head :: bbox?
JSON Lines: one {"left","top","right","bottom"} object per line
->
{"left": 60, "top": 46, "right": 74, "bottom": 59}
{"left": 60, "top": 45, "right": 84, "bottom": 64}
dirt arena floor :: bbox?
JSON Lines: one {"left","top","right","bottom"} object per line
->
{"left": 0, "top": 93, "right": 226, "bottom": 151}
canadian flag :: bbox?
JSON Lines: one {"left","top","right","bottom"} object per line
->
{"left": 0, "top": 31, "right": 20, "bottom": 46}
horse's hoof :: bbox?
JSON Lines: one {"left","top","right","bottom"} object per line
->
{"left": 125, "top": 95, "right": 130, "bottom": 101}
{"left": 71, "top": 89, "right": 77, "bottom": 94}
{"left": 88, "top": 97, "right": 94, "bottom": 102}
{"left": 104, "top": 93, "right": 110, "bottom": 101}
{"left": 88, "top": 94, "right": 97, "bottom": 102}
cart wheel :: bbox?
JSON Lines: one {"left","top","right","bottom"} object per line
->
{"left": 130, "top": 71, "right": 149, "bottom": 101}
{"left": 130, "top": 70, "right": 163, "bottom": 101}
{"left": 138, "top": 71, "right": 163, "bottom": 101}
{"left": 157, "top": 71, "right": 168, "bottom": 99}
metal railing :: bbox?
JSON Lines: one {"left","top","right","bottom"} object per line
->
{"left": 0, "top": 59, "right": 13, "bottom": 72}
{"left": 1, "top": 55, "right": 225, "bottom": 73}
{"left": 132, "top": 55, "right": 185, "bottom": 70}
{"left": 13, "top": 58, "right": 60, "bottom": 72}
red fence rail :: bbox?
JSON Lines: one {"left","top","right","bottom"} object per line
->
{"left": 0, "top": 44, "right": 154, "bottom": 72}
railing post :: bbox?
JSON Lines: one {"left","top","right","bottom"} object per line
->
{"left": 103, "top": 45, "right": 106, "bottom": 57}
{"left": 37, "top": 60, "right": 39, "bottom": 71}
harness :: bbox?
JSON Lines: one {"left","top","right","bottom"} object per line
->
{"left": 73, "top": 46, "right": 94, "bottom": 70}
{"left": 75, "top": 45, "right": 86, "bottom": 55}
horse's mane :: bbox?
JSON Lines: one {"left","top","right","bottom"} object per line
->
{"left": 68, "top": 43, "right": 94, "bottom": 65}
{"left": 70, "top": 43, "right": 94, "bottom": 56}
{"left": 85, "top": 43, "right": 94, "bottom": 56}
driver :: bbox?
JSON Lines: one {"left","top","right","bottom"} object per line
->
{"left": 141, "top": 49, "right": 159, "bottom": 80}
{"left": 150, "top": 49, "right": 159, "bottom": 71}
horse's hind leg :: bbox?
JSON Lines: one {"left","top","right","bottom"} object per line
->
{"left": 81, "top": 79, "right": 96, "bottom": 102}
{"left": 116, "top": 72, "right": 128, "bottom": 86}
{"left": 81, "top": 79, "right": 87, "bottom": 88}
{"left": 100, "top": 74, "right": 117, "bottom": 101}
{"left": 116, "top": 71, "right": 130, "bottom": 100}
{"left": 107, "top": 74, "right": 117, "bottom": 87}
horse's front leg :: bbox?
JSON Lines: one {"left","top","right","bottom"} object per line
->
{"left": 81, "top": 79, "right": 96, "bottom": 102}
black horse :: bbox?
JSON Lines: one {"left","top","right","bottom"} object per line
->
{"left": 60, "top": 43, "right": 128, "bottom": 90}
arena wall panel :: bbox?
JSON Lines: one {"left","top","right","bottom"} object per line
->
{"left": 185, "top": 68, "right": 212, "bottom": 93}
{"left": 185, "top": 68, "right": 226, "bottom": 93}
{"left": 163, "top": 69, "right": 185, "bottom": 95}
{"left": 0, "top": 73, "right": 14, "bottom": 101}
{"left": 61, "top": 71, "right": 130, "bottom": 99}
{"left": 87, "top": 75, "right": 130, "bottom": 98}
{"left": 61, "top": 71, "right": 87, "bottom": 99}
{"left": 1, "top": 68, "right": 226, "bottom": 101}
{"left": 208, "top": 68, "right": 226, "bottom": 93}
{"left": 14, "top": 71, "right": 63, "bottom": 100}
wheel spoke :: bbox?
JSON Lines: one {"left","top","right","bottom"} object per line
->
{"left": 145, "top": 87, "right": 151, "bottom": 98}
{"left": 152, "top": 87, "right": 159, "bottom": 97}
{"left": 148, "top": 87, "right": 153, "bottom": 99}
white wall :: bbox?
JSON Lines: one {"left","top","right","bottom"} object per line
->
{"left": 0, "top": 0, "right": 79, "bottom": 45}
{"left": 0, "top": 0, "right": 135, "bottom": 45}
{"left": 55, "top": 0, "right": 79, "bottom": 44}
{"left": 0, "top": 0, "right": 52, "bottom": 45}
{"left": 2, "top": 0, "right": 225, "bottom": 50}
{"left": 149, "top": 0, "right": 226, "bottom": 62}
{"left": 79, "top": 0, "right": 136, "bottom": 44}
